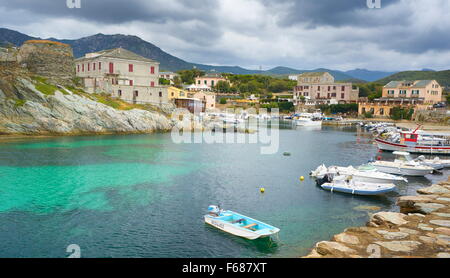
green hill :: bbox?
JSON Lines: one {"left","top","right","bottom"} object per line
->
{"left": 376, "top": 70, "right": 450, "bottom": 88}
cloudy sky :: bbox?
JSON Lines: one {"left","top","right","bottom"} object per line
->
{"left": 0, "top": 0, "right": 449, "bottom": 71}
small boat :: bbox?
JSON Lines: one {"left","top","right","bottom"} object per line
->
{"left": 204, "top": 206, "right": 280, "bottom": 240}
{"left": 416, "top": 155, "right": 450, "bottom": 169}
{"left": 310, "top": 164, "right": 408, "bottom": 183}
{"left": 317, "top": 175, "right": 396, "bottom": 196}
{"left": 293, "top": 113, "right": 322, "bottom": 126}
{"left": 370, "top": 151, "right": 434, "bottom": 176}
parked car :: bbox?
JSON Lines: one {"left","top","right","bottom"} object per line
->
{"left": 433, "top": 102, "right": 447, "bottom": 108}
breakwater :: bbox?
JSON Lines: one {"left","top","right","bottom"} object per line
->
{"left": 304, "top": 176, "right": 450, "bottom": 258}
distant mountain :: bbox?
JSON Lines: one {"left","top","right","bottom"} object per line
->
{"left": 344, "top": 69, "right": 396, "bottom": 82}
{"left": 0, "top": 28, "right": 426, "bottom": 83}
{"left": 376, "top": 70, "right": 450, "bottom": 88}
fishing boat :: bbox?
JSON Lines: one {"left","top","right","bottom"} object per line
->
{"left": 204, "top": 206, "right": 280, "bottom": 240}
{"left": 370, "top": 151, "right": 434, "bottom": 176}
{"left": 317, "top": 175, "right": 396, "bottom": 196}
{"left": 375, "top": 125, "right": 450, "bottom": 155}
{"left": 310, "top": 164, "right": 408, "bottom": 183}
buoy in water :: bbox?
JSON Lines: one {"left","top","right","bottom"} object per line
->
{"left": 300, "top": 176, "right": 305, "bottom": 181}
{"left": 260, "top": 187, "right": 265, "bottom": 193}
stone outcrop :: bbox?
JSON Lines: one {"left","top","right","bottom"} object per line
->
{"left": 304, "top": 177, "right": 450, "bottom": 258}
{"left": 17, "top": 40, "right": 74, "bottom": 84}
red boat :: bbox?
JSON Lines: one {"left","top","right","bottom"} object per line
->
{"left": 375, "top": 125, "right": 450, "bottom": 155}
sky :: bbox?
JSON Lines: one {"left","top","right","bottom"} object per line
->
{"left": 0, "top": 0, "right": 449, "bottom": 71}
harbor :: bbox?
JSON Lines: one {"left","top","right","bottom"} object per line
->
{"left": 0, "top": 123, "right": 449, "bottom": 257}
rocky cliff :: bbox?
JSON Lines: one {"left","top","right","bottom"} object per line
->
{"left": 0, "top": 41, "right": 173, "bottom": 136}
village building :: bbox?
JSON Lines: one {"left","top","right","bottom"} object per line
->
{"left": 168, "top": 86, "right": 187, "bottom": 100}
{"left": 358, "top": 80, "right": 443, "bottom": 117}
{"left": 293, "top": 72, "right": 359, "bottom": 105}
{"left": 188, "top": 91, "right": 216, "bottom": 109}
{"left": 75, "top": 47, "right": 169, "bottom": 106}
{"left": 194, "top": 73, "right": 228, "bottom": 89}
{"left": 381, "top": 80, "right": 442, "bottom": 105}
{"left": 174, "top": 98, "right": 206, "bottom": 113}
{"left": 159, "top": 71, "right": 179, "bottom": 84}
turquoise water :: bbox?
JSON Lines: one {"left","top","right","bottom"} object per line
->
{"left": 0, "top": 126, "right": 446, "bottom": 257}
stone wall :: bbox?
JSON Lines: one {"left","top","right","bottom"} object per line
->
{"left": 304, "top": 176, "right": 450, "bottom": 258}
{"left": 17, "top": 40, "right": 75, "bottom": 84}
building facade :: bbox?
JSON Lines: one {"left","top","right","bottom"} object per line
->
{"left": 168, "top": 86, "right": 187, "bottom": 100}
{"left": 189, "top": 91, "right": 216, "bottom": 109}
{"left": 194, "top": 73, "right": 227, "bottom": 89}
{"left": 382, "top": 80, "right": 442, "bottom": 104}
{"left": 293, "top": 72, "right": 359, "bottom": 105}
{"left": 75, "top": 47, "right": 169, "bottom": 105}
{"left": 159, "top": 72, "right": 179, "bottom": 85}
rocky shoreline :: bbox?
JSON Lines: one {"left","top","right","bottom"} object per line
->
{"left": 304, "top": 176, "right": 450, "bottom": 258}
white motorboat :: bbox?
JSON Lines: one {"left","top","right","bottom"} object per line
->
{"left": 370, "top": 151, "right": 434, "bottom": 176}
{"left": 416, "top": 155, "right": 450, "bottom": 169}
{"left": 294, "top": 113, "right": 322, "bottom": 126}
{"left": 310, "top": 164, "right": 408, "bottom": 183}
{"left": 317, "top": 175, "right": 396, "bottom": 196}
{"left": 204, "top": 206, "right": 280, "bottom": 240}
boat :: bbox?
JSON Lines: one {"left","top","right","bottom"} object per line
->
{"left": 317, "top": 175, "right": 396, "bottom": 196}
{"left": 375, "top": 125, "right": 450, "bottom": 155}
{"left": 370, "top": 151, "right": 434, "bottom": 176}
{"left": 204, "top": 206, "right": 280, "bottom": 240}
{"left": 294, "top": 113, "right": 322, "bottom": 126}
{"left": 416, "top": 155, "right": 450, "bottom": 168}
{"left": 310, "top": 164, "right": 408, "bottom": 183}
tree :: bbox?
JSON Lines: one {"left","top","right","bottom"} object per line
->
{"left": 159, "top": 78, "right": 170, "bottom": 85}
{"left": 214, "top": 81, "right": 231, "bottom": 93}
{"left": 219, "top": 98, "right": 227, "bottom": 104}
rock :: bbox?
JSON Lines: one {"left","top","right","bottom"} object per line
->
{"left": 369, "top": 212, "right": 408, "bottom": 228}
{"left": 436, "top": 197, "right": 450, "bottom": 203}
{"left": 435, "top": 227, "right": 450, "bottom": 236}
{"left": 303, "top": 249, "right": 323, "bottom": 258}
{"left": 429, "top": 220, "right": 450, "bottom": 228}
{"left": 398, "top": 227, "right": 420, "bottom": 235}
{"left": 436, "top": 252, "right": 450, "bottom": 258}
{"left": 377, "top": 230, "right": 409, "bottom": 240}
{"left": 418, "top": 224, "right": 434, "bottom": 231}
{"left": 374, "top": 241, "right": 422, "bottom": 253}
{"left": 432, "top": 213, "right": 450, "bottom": 218}
{"left": 436, "top": 235, "right": 450, "bottom": 244}
{"left": 315, "top": 241, "right": 357, "bottom": 256}
{"left": 333, "top": 233, "right": 360, "bottom": 245}
{"left": 417, "top": 185, "right": 450, "bottom": 195}
{"left": 414, "top": 203, "right": 446, "bottom": 214}
{"left": 419, "top": 236, "right": 436, "bottom": 244}
{"left": 353, "top": 205, "right": 381, "bottom": 211}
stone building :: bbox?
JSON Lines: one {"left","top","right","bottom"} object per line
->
{"left": 293, "top": 72, "right": 359, "bottom": 105}
{"left": 194, "top": 73, "right": 228, "bottom": 89}
{"left": 75, "top": 47, "right": 169, "bottom": 106}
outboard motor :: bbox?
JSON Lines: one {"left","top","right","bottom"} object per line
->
{"left": 316, "top": 173, "right": 333, "bottom": 186}
{"left": 207, "top": 205, "right": 221, "bottom": 216}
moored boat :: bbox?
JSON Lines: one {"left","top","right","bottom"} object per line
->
{"left": 204, "top": 206, "right": 280, "bottom": 240}
{"left": 317, "top": 175, "right": 396, "bottom": 196}
{"left": 370, "top": 151, "right": 434, "bottom": 176}
{"left": 310, "top": 164, "right": 408, "bottom": 183}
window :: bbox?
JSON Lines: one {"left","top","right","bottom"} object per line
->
{"left": 328, "top": 86, "right": 330, "bottom": 91}
{"left": 118, "top": 90, "right": 122, "bottom": 97}
{"left": 159, "top": 91, "right": 162, "bottom": 97}
{"left": 198, "top": 80, "right": 201, "bottom": 85}
{"left": 82, "top": 64, "right": 84, "bottom": 72}
{"left": 171, "top": 92, "right": 174, "bottom": 96}
{"left": 318, "top": 86, "right": 320, "bottom": 91}
{"left": 400, "top": 90, "right": 406, "bottom": 95}
{"left": 77, "top": 65, "right": 80, "bottom": 72}
{"left": 388, "top": 90, "right": 394, "bottom": 95}
{"left": 341, "top": 86, "right": 345, "bottom": 91}
{"left": 129, "top": 80, "right": 133, "bottom": 86}
{"left": 99, "top": 62, "right": 101, "bottom": 70}
{"left": 341, "top": 93, "right": 345, "bottom": 99}
{"left": 333, "top": 86, "right": 336, "bottom": 90}
{"left": 150, "top": 66, "right": 155, "bottom": 74}
{"left": 88, "top": 63, "right": 90, "bottom": 71}
{"left": 129, "top": 64, "right": 133, "bottom": 72}
{"left": 211, "top": 80, "right": 215, "bottom": 87}
{"left": 93, "top": 63, "right": 96, "bottom": 71}
{"left": 109, "top": 62, "right": 114, "bottom": 74}
{"left": 331, "top": 93, "right": 336, "bottom": 97}
{"left": 204, "top": 80, "right": 207, "bottom": 85}
{"left": 379, "top": 108, "right": 384, "bottom": 115}
{"left": 151, "top": 81, "right": 155, "bottom": 87}
{"left": 134, "top": 91, "right": 138, "bottom": 97}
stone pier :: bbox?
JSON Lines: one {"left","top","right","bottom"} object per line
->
{"left": 303, "top": 176, "right": 450, "bottom": 258}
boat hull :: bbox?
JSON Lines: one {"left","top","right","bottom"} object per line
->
{"left": 295, "top": 120, "right": 322, "bottom": 126}
{"left": 375, "top": 138, "right": 450, "bottom": 155}
{"left": 370, "top": 163, "right": 432, "bottom": 176}
{"left": 321, "top": 183, "right": 395, "bottom": 196}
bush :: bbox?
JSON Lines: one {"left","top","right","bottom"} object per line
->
{"left": 219, "top": 98, "right": 227, "bottom": 104}
{"left": 363, "top": 112, "right": 373, "bottom": 118}
{"left": 390, "top": 107, "right": 414, "bottom": 120}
